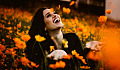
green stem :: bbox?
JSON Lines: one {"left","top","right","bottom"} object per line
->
{"left": 38, "top": 42, "right": 47, "bottom": 70}
{"left": 32, "top": 41, "right": 36, "bottom": 51}
{"left": 65, "top": 49, "right": 77, "bottom": 70}
{"left": 71, "top": 57, "right": 77, "bottom": 70}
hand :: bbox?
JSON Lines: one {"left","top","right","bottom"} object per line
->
{"left": 85, "top": 41, "right": 103, "bottom": 51}
{"left": 47, "top": 50, "right": 67, "bottom": 60}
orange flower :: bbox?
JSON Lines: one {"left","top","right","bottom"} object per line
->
{"left": 49, "top": 64, "right": 56, "bottom": 69}
{"left": 50, "top": 46, "right": 55, "bottom": 52}
{"left": 72, "top": 50, "right": 87, "bottom": 64}
{"left": 86, "top": 51, "right": 94, "bottom": 59}
{"left": 13, "top": 38, "right": 21, "bottom": 44}
{"left": 106, "top": 9, "right": 112, "bottom": 14}
{"left": 55, "top": 61, "right": 60, "bottom": 68}
{"left": 35, "top": 35, "right": 46, "bottom": 42}
{"left": 5, "top": 48, "right": 15, "bottom": 55}
{"left": 98, "top": 16, "right": 107, "bottom": 24}
{"left": 58, "top": 5, "right": 60, "bottom": 9}
{"left": 63, "top": 7, "right": 71, "bottom": 14}
{"left": 21, "top": 34, "right": 31, "bottom": 41}
{"left": 77, "top": 27, "right": 83, "bottom": 32}
{"left": 0, "top": 50, "right": 3, "bottom": 54}
{"left": 0, "top": 44, "right": 6, "bottom": 51}
{"left": 6, "top": 27, "right": 12, "bottom": 30}
{"left": 99, "top": 68, "right": 103, "bottom": 70}
{"left": 81, "top": 59, "right": 87, "bottom": 64}
{"left": 15, "top": 41, "right": 26, "bottom": 49}
{"left": 20, "top": 57, "right": 30, "bottom": 66}
{"left": 17, "top": 22, "right": 21, "bottom": 28}
{"left": 63, "top": 54, "right": 72, "bottom": 59}
{"left": 87, "top": 51, "right": 102, "bottom": 61}
{"left": 50, "top": 8, "right": 54, "bottom": 12}
{"left": 59, "top": 61, "right": 66, "bottom": 68}
{"left": 11, "top": 51, "right": 16, "bottom": 57}
{"left": 76, "top": 55, "right": 87, "bottom": 64}
{"left": 70, "top": 1, "right": 75, "bottom": 6}
{"left": 75, "top": 55, "right": 83, "bottom": 59}
{"left": 31, "top": 62, "right": 39, "bottom": 68}
{"left": 80, "top": 66, "right": 90, "bottom": 69}
{"left": 14, "top": 26, "right": 17, "bottom": 30}
{"left": 49, "top": 61, "right": 66, "bottom": 69}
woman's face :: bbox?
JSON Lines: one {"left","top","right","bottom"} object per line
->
{"left": 43, "top": 9, "right": 63, "bottom": 31}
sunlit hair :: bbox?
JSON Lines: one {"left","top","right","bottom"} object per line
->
{"left": 29, "top": 7, "right": 47, "bottom": 39}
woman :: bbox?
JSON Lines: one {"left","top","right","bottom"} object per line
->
{"left": 25, "top": 7, "right": 102, "bottom": 70}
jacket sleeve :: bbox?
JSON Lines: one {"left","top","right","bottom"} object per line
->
{"left": 25, "top": 39, "right": 42, "bottom": 65}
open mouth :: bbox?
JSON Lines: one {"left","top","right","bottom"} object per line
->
{"left": 53, "top": 18, "right": 60, "bottom": 23}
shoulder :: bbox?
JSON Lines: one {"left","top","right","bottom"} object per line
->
{"left": 63, "top": 33, "right": 78, "bottom": 38}
{"left": 63, "top": 33, "right": 80, "bottom": 42}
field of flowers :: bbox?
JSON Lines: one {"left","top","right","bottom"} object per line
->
{"left": 0, "top": 1, "right": 120, "bottom": 70}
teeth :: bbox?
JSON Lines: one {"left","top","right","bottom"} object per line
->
{"left": 54, "top": 18, "right": 59, "bottom": 23}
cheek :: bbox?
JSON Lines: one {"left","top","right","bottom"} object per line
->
{"left": 44, "top": 18, "right": 52, "bottom": 25}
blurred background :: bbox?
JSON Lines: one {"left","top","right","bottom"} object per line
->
{"left": 1, "top": 0, "right": 120, "bottom": 22}
{"left": 0, "top": 0, "right": 120, "bottom": 70}
{"left": 0, "top": 0, "right": 105, "bottom": 15}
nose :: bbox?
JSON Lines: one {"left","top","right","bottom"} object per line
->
{"left": 52, "top": 14, "right": 57, "bottom": 18}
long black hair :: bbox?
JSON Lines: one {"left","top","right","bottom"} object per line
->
{"left": 29, "top": 8, "right": 47, "bottom": 39}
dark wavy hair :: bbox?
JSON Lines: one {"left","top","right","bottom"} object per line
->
{"left": 28, "top": 8, "right": 47, "bottom": 39}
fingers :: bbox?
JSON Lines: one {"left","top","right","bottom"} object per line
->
{"left": 47, "top": 51, "right": 55, "bottom": 57}
{"left": 85, "top": 41, "right": 104, "bottom": 51}
{"left": 47, "top": 53, "right": 53, "bottom": 58}
{"left": 47, "top": 50, "right": 67, "bottom": 60}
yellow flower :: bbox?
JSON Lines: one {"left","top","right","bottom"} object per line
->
{"left": 51, "top": 37, "right": 54, "bottom": 40}
{"left": 50, "top": 46, "right": 55, "bottom": 52}
{"left": 27, "top": 26, "right": 30, "bottom": 29}
{"left": 35, "top": 35, "right": 46, "bottom": 42}
{"left": 71, "top": 50, "right": 77, "bottom": 55}
{"left": 62, "top": 39, "right": 68, "bottom": 48}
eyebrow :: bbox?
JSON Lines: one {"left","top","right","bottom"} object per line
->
{"left": 45, "top": 12, "right": 50, "bottom": 17}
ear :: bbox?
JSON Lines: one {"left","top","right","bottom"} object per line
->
{"left": 45, "top": 27, "right": 47, "bottom": 31}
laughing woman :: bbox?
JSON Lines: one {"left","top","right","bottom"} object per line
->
{"left": 25, "top": 7, "right": 102, "bottom": 70}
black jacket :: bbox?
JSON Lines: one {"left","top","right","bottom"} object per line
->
{"left": 25, "top": 33, "right": 91, "bottom": 70}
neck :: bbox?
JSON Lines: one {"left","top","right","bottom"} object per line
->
{"left": 48, "top": 28, "right": 63, "bottom": 50}
{"left": 48, "top": 28, "right": 63, "bottom": 39}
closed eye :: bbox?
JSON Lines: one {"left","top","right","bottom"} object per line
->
{"left": 47, "top": 14, "right": 51, "bottom": 18}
